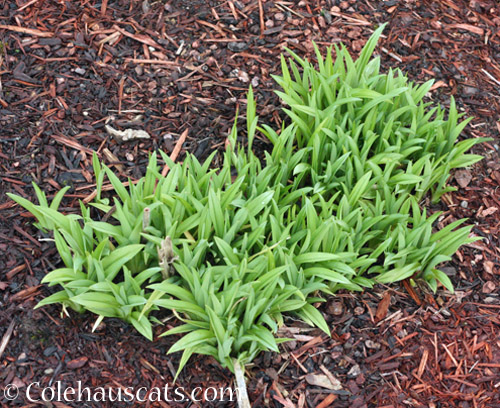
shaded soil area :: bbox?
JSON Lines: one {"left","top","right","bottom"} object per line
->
{"left": 1, "top": 0, "right": 499, "bottom": 407}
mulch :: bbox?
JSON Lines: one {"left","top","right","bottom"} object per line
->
{"left": 1, "top": 0, "right": 499, "bottom": 407}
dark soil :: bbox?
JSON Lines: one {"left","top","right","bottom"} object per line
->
{"left": 1, "top": 0, "right": 499, "bottom": 407}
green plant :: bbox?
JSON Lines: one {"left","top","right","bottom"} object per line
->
{"left": 252, "top": 23, "right": 487, "bottom": 292}
{"left": 8, "top": 24, "right": 486, "bottom": 405}
{"left": 271, "top": 24, "right": 481, "bottom": 203}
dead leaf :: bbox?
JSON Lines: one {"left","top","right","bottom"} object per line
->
{"left": 479, "top": 207, "right": 498, "bottom": 217}
{"left": 105, "top": 125, "right": 150, "bottom": 142}
{"left": 305, "top": 373, "right": 342, "bottom": 390}
{"left": 483, "top": 261, "right": 495, "bottom": 275}
{"left": 482, "top": 281, "right": 496, "bottom": 294}
{"left": 11, "top": 377, "right": 25, "bottom": 388}
{"left": 376, "top": 291, "right": 391, "bottom": 322}
{"left": 320, "top": 364, "right": 343, "bottom": 390}
{"left": 238, "top": 70, "right": 249, "bottom": 83}
{"left": 454, "top": 169, "right": 472, "bottom": 188}
{"left": 293, "top": 335, "right": 316, "bottom": 342}
{"left": 430, "top": 80, "right": 448, "bottom": 91}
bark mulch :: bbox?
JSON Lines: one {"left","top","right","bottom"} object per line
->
{"left": 1, "top": 0, "right": 499, "bottom": 407}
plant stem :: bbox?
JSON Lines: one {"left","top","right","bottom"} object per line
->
{"left": 233, "top": 359, "right": 251, "bottom": 408}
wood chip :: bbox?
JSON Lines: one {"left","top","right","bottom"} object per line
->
{"left": 66, "top": 357, "right": 88, "bottom": 369}
{"left": 0, "top": 24, "right": 53, "bottom": 37}
{"left": 448, "top": 24, "right": 484, "bottom": 36}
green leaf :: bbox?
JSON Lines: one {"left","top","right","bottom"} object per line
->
{"left": 49, "top": 186, "right": 71, "bottom": 210}
{"left": 104, "top": 166, "right": 130, "bottom": 203}
{"left": 101, "top": 244, "right": 144, "bottom": 280}
{"left": 294, "top": 252, "right": 353, "bottom": 265}
{"left": 130, "top": 312, "right": 153, "bottom": 340}
{"left": 35, "top": 290, "right": 70, "bottom": 308}
{"left": 432, "top": 269, "right": 454, "bottom": 293}
{"left": 168, "top": 329, "right": 215, "bottom": 354}
{"left": 247, "top": 326, "right": 279, "bottom": 352}
{"left": 303, "top": 267, "right": 352, "bottom": 284}
{"left": 147, "top": 282, "right": 196, "bottom": 302}
{"left": 376, "top": 263, "right": 420, "bottom": 283}
{"left": 71, "top": 292, "right": 121, "bottom": 317}
{"left": 206, "top": 306, "right": 227, "bottom": 351}
{"left": 41, "top": 268, "right": 87, "bottom": 285}
{"left": 214, "top": 237, "right": 240, "bottom": 265}
{"left": 296, "top": 303, "right": 330, "bottom": 335}
{"left": 153, "top": 299, "right": 208, "bottom": 321}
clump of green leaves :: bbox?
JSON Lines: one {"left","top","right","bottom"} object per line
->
{"left": 8, "top": 24, "right": 485, "bottom": 380}
{"left": 254, "top": 23, "right": 487, "bottom": 292}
